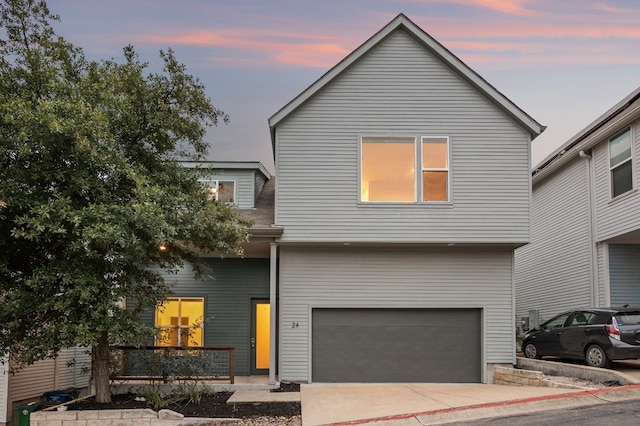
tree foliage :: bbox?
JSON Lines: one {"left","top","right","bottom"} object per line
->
{"left": 0, "top": 0, "right": 251, "bottom": 401}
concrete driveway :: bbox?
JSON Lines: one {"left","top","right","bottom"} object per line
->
{"left": 300, "top": 359, "right": 640, "bottom": 425}
{"left": 612, "top": 359, "right": 640, "bottom": 381}
{"left": 300, "top": 383, "right": 582, "bottom": 425}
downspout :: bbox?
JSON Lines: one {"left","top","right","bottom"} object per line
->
{"left": 269, "top": 242, "right": 277, "bottom": 385}
{"left": 579, "top": 150, "right": 599, "bottom": 306}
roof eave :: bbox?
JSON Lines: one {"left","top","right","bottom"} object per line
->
{"left": 249, "top": 226, "right": 284, "bottom": 239}
{"left": 532, "top": 87, "right": 640, "bottom": 184}
{"left": 268, "top": 13, "right": 544, "bottom": 145}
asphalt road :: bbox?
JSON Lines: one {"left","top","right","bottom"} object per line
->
{"left": 442, "top": 358, "right": 640, "bottom": 426}
{"left": 446, "top": 399, "right": 640, "bottom": 425}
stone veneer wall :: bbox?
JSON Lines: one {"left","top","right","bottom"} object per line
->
{"left": 493, "top": 366, "right": 550, "bottom": 387}
{"left": 29, "top": 408, "right": 215, "bottom": 425}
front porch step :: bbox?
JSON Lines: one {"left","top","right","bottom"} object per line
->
{"left": 227, "top": 390, "right": 301, "bottom": 404}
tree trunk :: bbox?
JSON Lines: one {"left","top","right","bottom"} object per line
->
{"left": 92, "top": 331, "right": 112, "bottom": 403}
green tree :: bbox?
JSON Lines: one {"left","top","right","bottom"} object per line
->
{"left": 0, "top": 0, "right": 251, "bottom": 402}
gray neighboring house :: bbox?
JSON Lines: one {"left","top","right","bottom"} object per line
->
{"left": 269, "top": 13, "right": 543, "bottom": 384}
{"left": 515, "top": 87, "right": 640, "bottom": 328}
{"left": 0, "top": 349, "right": 90, "bottom": 426}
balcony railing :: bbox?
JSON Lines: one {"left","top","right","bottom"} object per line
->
{"left": 112, "top": 345, "right": 235, "bottom": 384}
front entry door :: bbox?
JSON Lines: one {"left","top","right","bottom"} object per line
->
{"left": 250, "top": 299, "right": 270, "bottom": 375}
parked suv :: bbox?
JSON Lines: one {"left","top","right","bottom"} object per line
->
{"left": 522, "top": 307, "right": 640, "bottom": 368}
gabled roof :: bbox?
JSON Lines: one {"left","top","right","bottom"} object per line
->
{"left": 532, "top": 86, "right": 640, "bottom": 182}
{"left": 268, "top": 13, "right": 545, "bottom": 143}
{"left": 239, "top": 177, "right": 283, "bottom": 238}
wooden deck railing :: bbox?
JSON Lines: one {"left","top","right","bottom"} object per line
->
{"left": 112, "top": 345, "right": 235, "bottom": 384}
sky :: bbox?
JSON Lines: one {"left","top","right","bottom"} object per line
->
{"left": 47, "top": 0, "right": 640, "bottom": 174}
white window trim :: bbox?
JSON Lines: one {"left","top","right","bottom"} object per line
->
{"left": 421, "top": 136, "right": 450, "bottom": 203}
{"left": 200, "top": 179, "right": 237, "bottom": 204}
{"left": 155, "top": 297, "right": 205, "bottom": 347}
{"left": 358, "top": 135, "right": 451, "bottom": 204}
{"left": 609, "top": 128, "right": 633, "bottom": 199}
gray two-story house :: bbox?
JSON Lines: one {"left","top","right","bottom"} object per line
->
{"left": 515, "top": 87, "right": 640, "bottom": 327}
{"left": 269, "top": 13, "right": 544, "bottom": 384}
{"left": 127, "top": 13, "right": 543, "bottom": 386}
{"left": 3, "top": 13, "right": 549, "bottom": 423}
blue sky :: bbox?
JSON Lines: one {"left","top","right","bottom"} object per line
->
{"left": 48, "top": 0, "right": 640, "bottom": 174}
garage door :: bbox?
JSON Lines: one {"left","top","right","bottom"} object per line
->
{"left": 312, "top": 308, "right": 481, "bottom": 382}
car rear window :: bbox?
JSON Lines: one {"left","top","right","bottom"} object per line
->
{"left": 615, "top": 312, "right": 640, "bottom": 325}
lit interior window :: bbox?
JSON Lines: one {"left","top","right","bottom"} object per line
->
{"left": 156, "top": 298, "right": 204, "bottom": 347}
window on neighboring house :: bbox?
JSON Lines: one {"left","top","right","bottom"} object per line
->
{"left": 360, "top": 136, "right": 449, "bottom": 203}
{"left": 609, "top": 129, "right": 633, "bottom": 198}
{"left": 155, "top": 298, "right": 204, "bottom": 347}
{"left": 203, "top": 180, "right": 236, "bottom": 204}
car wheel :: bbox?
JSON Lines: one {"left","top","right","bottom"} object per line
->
{"left": 523, "top": 342, "right": 541, "bottom": 359}
{"left": 585, "top": 344, "right": 612, "bottom": 368}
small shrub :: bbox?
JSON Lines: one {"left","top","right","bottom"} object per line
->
{"left": 173, "top": 382, "right": 213, "bottom": 405}
{"left": 139, "top": 384, "right": 175, "bottom": 410}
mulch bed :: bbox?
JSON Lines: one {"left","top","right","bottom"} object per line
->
{"left": 67, "top": 383, "right": 301, "bottom": 419}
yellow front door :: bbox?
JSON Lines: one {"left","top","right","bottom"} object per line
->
{"left": 252, "top": 300, "right": 270, "bottom": 374}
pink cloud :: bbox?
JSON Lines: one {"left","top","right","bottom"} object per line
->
{"left": 461, "top": 51, "right": 640, "bottom": 65}
{"left": 464, "top": 0, "right": 540, "bottom": 16}
{"left": 139, "top": 29, "right": 351, "bottom": 68}
{"left": 129, "top": 5, "right": 640, "bottom": 71}
{"left": 594, "top": 2, "right": 640, "bottom": 14}
{"left": 427, "top": 19, "right": 640, "bottom": 40}
{"left": 415, "top": 0, "right": 541, "bottom": 16}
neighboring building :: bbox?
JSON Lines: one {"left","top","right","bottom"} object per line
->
{"left": 515, "top": 87, "right": 640, "bottom": 329}
{"left": 269, "top": 13, "right": 543, "bottom": 383}
{"left": 0, "top": 349, "right": 90, "bottom": 426}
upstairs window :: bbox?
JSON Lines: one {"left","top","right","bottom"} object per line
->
{"left": 361, "top": 137, "right": 416, "bottom": 202}
{"left": 422, "top": 137, "right": 449, "bottom": 202}
{"left": 609, "top": 129, "right": 633, "bottom": 198}
{"left": 360, "top": 136, "right": 449, "bottom": 203}
{"left": 203, "top": 180, "right": 236, "bottom": 203}
{"left": 156, "top": 298, "right": 204, "bottom": 347}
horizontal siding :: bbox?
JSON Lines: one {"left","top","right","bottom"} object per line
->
{"left": 609, "top": 244, "right": 640, "bottom": 305}
{"left": 140, "top": 259, "right": 270, "bottom": 376}
{"left": 515, "top": 157, "right": 592, "bottom": 324}
{"left": 204, "top": 169, "right": 256, "bottom": 208}
{"left": 6, "top": 346, "right": 91, "bottom": 416}
{"left": 57, "top": 347, "right": 91, "bottom": 389}
{"left": 8, "top": 359, "right": 56, "bottom": 406}
{"left": 278, "top": 246, "right": 514, "bottom": 383}
{"left": 275, "top": 29, "right": 531, "bottom": 243}
{"left": 594, "top": 119, "right": 640, "bottom": 241}
{"left": 598, "top": 243, "right": 607, "bottom": 307}
{"left": 0, "top": 357, "right": 7, "bottom": 423}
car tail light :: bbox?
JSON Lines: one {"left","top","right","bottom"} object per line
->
{"left": 607, "top": 318, "right": 621, "bottom": 340}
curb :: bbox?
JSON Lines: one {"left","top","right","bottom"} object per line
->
{"left": 328, "top": 384, "right": 640, "bottom": 425}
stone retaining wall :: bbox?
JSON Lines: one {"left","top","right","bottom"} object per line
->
{"left": 29, "top": 408, "right": 218, "bottom": 425}
{"left": 493, "top": 366, "right": 550, "bottom": 387}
